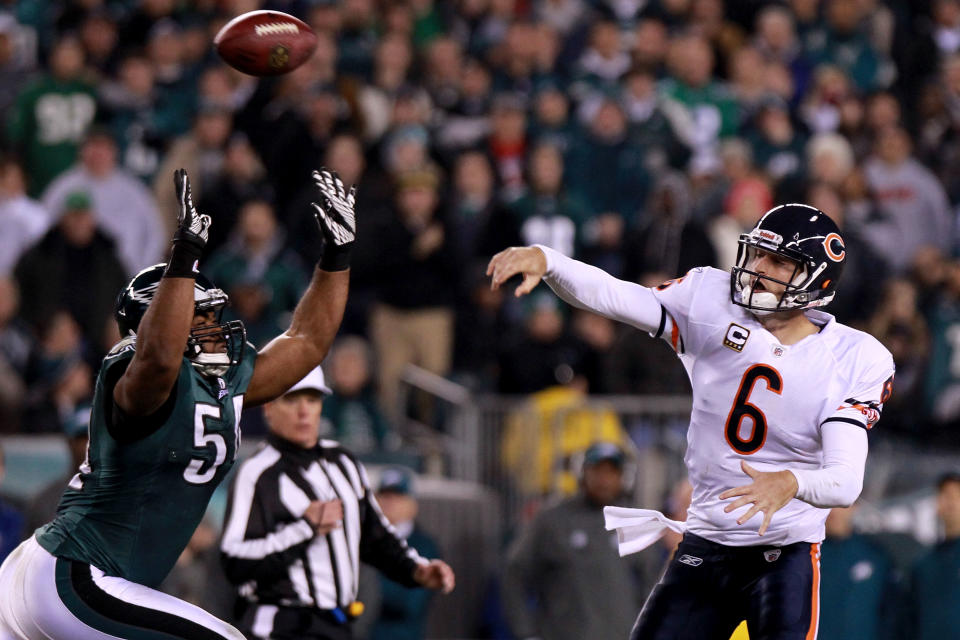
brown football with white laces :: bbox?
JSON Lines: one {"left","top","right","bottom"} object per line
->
{"left": 214, "top": 10, "right": 317, "bottom": 77}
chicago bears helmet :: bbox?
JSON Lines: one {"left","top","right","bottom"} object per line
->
{"left": 115, "top": 264, "right": 246, "bottom": 377}
{"left": 730, "top": 204, "right": 845, "bottom": 314}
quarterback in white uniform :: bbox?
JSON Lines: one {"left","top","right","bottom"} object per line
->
{"left": 487, "top": 204, "right": 894, "bottom": 640}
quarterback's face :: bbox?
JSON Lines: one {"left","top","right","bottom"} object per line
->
{"left": 191, "top": 311, "right": 227, "bottom": 354}
{"left": 745, "top": 248, "right": 802, "bottom": 298}
{"left": 265, "top": 391, "right": 324, "bottom": 449}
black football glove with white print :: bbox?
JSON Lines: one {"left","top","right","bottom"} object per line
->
{"left": 165, "top": 168, "right": 211, "bottom": 278}
{"left": 172, "top": 168, "right": 212, "bottom": 251}
{"left": 311, "top": 168, "right": 357, "bottom": 271}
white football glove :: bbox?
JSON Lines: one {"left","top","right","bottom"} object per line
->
{"left": 311, "top": 168, "right": 356, "bottom": 247}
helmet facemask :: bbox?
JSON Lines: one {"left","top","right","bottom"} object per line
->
{"left": 731, "top": 236, "right": 834, "bottom": 315}
{"left": 186, "top": 288, "right": 246, "bottom": 378}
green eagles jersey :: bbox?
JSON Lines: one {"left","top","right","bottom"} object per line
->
{"left": 7, "top": 75, "right": 97, "bottom": 196}
{"left": 36, "top": 336, "right": 258, "bottom": 587}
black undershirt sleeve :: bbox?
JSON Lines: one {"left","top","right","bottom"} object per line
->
{"left": 104, "top": 359, "right": 179, "bottom": 443}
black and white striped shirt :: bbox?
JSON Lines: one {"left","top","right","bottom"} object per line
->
{"left": 220, "top": 434, "right": 424, "bottom": 609}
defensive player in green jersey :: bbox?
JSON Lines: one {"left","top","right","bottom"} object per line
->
{"left": 0, "top": 167, "right": 358, "bottom": 640}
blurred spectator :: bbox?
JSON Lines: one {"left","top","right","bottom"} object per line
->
{"left": 867, "top": 278, "right": 930, "bottom": 436}
{"left": 21, "top": 310, "right": 92, "bottom": 434}
{"left": 497, "top": 291, "right": 590, "bottom": 395}
{"left": 862, "top": 126, "right": 953, "bottom": 274}
{"left": 728, "top": 46, "right": 771, "bottom": 123}
{"left": 502, "top": 442, "right": 660, "bottom": 640}
{"left": 0, "top": 15, "right": 36, "bottom": 125}
{"left": 14, "top": 191, "right": 127, "bottom": 348}
{"left": 631, "top": 17, "right": 669, "bottom": 73}
{"left": 806, "top": 130, "right": 855, "bottom": 189}
{"left": 0, "top": 277, "right": 30, "bottom": 433}
{"left": 918, "top": 53, "right": 960, "bottom": 203}
{"left": 707, "top": 139, "right": 773, "bottom": 269}
{"left": 746, "top": 95, "right": 806, "bottom": 186}
{"left": 0, "top": 157, "right": 48, "bottom": 275}
{"left": 568, "top": 97, "right": 649, "bottom": 221}
{"left": 198, "top": 132, "right": 274, "bottom": 253}
{"left": 7, "top": 35, "right": 96, "bottom": 196}
{"left": 23, "top": 403, "right": 89, "bottom": 538}
{"left": 808, "top": 181, "right": 888, "bottom": 326}
{"left": 160, "top": 518, "right": 234, "bottom": 621}
{"left": 0, "top": 441, "right": 24, "bottom": 564}
{"left": 802, "top": 0, "right": 892, "bottom": 92}
{"left": 447, "top": 150, "right": 517, "bottom": 265}
{"left": 623, "top": 170, "right": 717, "bottom": 284}
{"left": 528, "top": 82, "right": 574, "bottom": 153}
{"left": 321, "top": 335, "right": 393, "bottom": 455}
{"left": 357, "top": 32, "right": 414, "bottom": 143}
{"left": 753, "top": 5, "right": 813, "bottom": 104}
{"left": 365, "top": 168, "right": 460, "bottom": 422}
{"left": 366, "top": 466, "right": 441, "bottom": 640}
{"left": 487, "top": 92, "right": 529, "bottom": 202}
{"left": 571, "top": 20, "right": 630, "bottom": 101}
{"left": 659, "top": 34, "right": 738, "bottom": 172}
{"left": 337, "top": 0, "right": 379, "bottom": 78}
{"left": 78, "top": 9, "right": 119, "bottom": 78}
{"left": 511, "top": 142, "right": 588, "bottom": 258}
{"left": 42, "top": 128, "right": 164, "bottom": 276}
{"left": 291, "top": 133, "right": 385, "bottom": 335}
{"left": 435, "top": 57, "right": 494, "bottom": 157}
{"left": 799, "top": 65, "right": 854, "bottom": 134}
{"left": 453, "top": 265, "right": 510, "bottom": 391}
{"left": 621, "top": 64, "right": 689, "bottom": 172}
{"left": 921, "top": 261, "right": 960, "bottom": 441}
{"left": 153, "top": 104, "right": 233, "bottom": 237}
{"left": 423, "top": 36, "right": 464, "bottom": 113}
{"left": 145, "top": 18, "right": 196, "bottom": 127}
{"left": 205, "top": 199, "right": 308, "bottom": 348}
{"left": 98, "top": 53, "right": 178, "bottom": 184}
{"left": 907, "top": 472, "right": 960, "bottom": 639}
{"left": 819, "top": 505, "right": 903, "bottom": 640}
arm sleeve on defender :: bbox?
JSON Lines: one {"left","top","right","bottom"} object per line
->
{"left": 790, "top": 422, "right": 868, "bottom": 508}
{"left": 536, "top": 244, "right": 664, "bottom": 333}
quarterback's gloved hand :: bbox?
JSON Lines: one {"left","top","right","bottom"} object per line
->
{"left": 165, "top": 168, "right": 211, "bottom": 278}
{"left": 311, "top": 168, "right": 357, "bottom": 271}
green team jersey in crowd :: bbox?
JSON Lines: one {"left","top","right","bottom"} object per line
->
{"left": 36, "top": 336, "right": 258, "bottom": 587}
{"left": 7, "top": 75, "right": 97, "bottom": 196}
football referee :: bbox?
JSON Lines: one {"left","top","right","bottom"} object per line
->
{"left": 220, "top": 367, "right": 454, "bottom": 640}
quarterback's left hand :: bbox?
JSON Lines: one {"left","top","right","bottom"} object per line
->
{"left": 413, "top": 559, "right": 455, "bottom": 594}
{"left": 720, "top": 460, "right": 799, "bottom": 536}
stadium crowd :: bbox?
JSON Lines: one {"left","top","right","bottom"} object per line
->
{"left": 3, "top": 0, "right": 960, "bottom": 451}
{"left": 2, "top": 0, "right": 960, "bottom": 636}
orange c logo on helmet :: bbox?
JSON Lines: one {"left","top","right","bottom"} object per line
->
{"left": 823, "top": 233, "right": 845, "bottom": 262}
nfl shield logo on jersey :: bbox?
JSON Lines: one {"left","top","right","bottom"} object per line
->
{"left": 763, "top": 549, "right": 781, "bottom": 563}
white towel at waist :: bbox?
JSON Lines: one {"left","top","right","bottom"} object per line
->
{"left": 603, "top": 506, "right": 687, "bottom": 557}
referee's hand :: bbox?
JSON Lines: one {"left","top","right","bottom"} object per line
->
{"left": 304, "top": 499, "right": 343, "bottom": 534}
{"left": 413, "top": 559, "right": 455, "bottom": 594}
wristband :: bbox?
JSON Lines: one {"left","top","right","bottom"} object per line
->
{"left": 164, "top": 242, "right": 202, "bottom": 278}
{"left": 319, "top": 241, "right": 352, "bottom": 272}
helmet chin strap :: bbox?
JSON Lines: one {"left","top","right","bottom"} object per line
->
{"left": 191, "top": 352, "right": 230, "bottom": 377}
{"left": 739, "top": 284, "right": 779, "bottom": 316}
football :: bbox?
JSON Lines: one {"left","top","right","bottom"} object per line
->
{"left": 214, "top": 10, "right": 317, "bottom": 77}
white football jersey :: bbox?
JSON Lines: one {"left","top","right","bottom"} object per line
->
{"left": 652, "top": 267, "right": 895, "bottom": 546}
